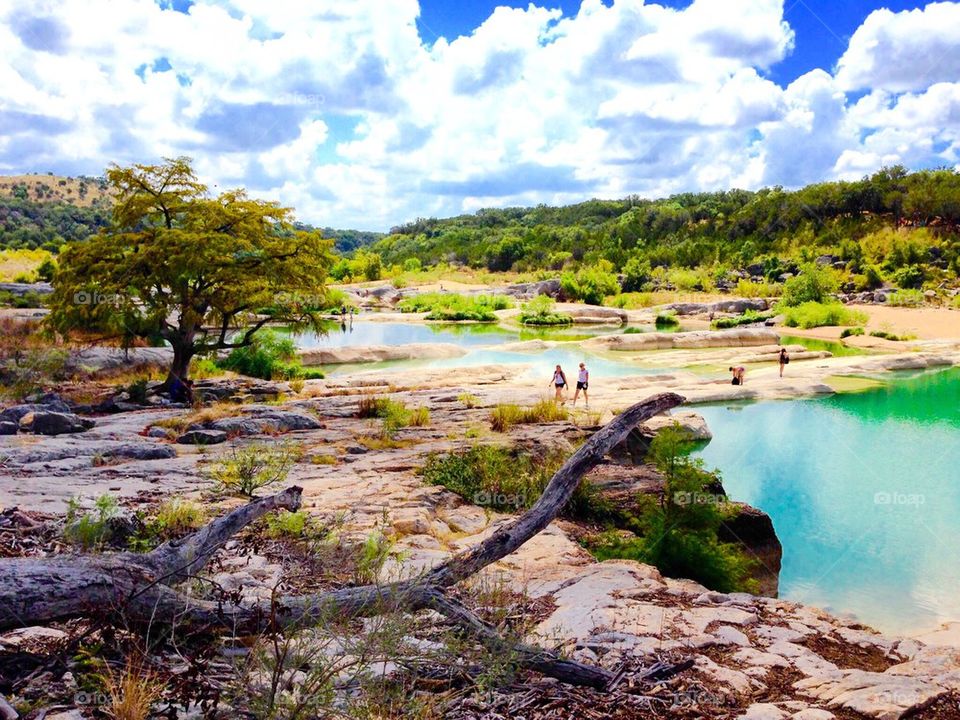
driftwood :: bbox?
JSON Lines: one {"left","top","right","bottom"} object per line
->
{"left": 0, "top": 393, "right": 683, "bottom": 689}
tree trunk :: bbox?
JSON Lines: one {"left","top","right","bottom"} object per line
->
{"left": 0, "top": 393, "right": 685, "bottom": 689}
{"left": 163, "top": 337, "right": 195, "bottom": 389}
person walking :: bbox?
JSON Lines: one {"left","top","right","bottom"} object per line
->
{"left": 573, "top": 362, "right": 589, "bottom": 406}
{"left": 549, "top": 364, "right": 568, "bottom": 402}
{"left": 778, "top": 348, "right": 789, "bottom": 378}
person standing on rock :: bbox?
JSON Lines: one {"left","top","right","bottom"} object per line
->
{"left": 729, "top": 366, "right": 746, "bottom": 386}
{"left": 778, "top": 348, "right": 789, "bottom": 378}
{"left": 573, "top": 362, "right": 589, "bottom": 406}
{"left": 549, "top": 364, "right": 568, "bottom": 402}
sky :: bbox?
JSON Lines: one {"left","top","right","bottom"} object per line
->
{"left": 1, "top": 0, "right": 959, "bottom": 231}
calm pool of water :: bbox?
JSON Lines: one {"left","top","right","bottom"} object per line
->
{"left": 695, "top": 368, "right": 960, "bottom": 634}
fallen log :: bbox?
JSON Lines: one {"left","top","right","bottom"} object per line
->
{"left": 0, "top": 393, "right": 684, "bottom": 689}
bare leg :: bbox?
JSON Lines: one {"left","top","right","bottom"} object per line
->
{"left": 584, "top": 388, "right": 589, "bottom": 406}
{"left": 572, "top": 387, "right": 580, "bottom": 405}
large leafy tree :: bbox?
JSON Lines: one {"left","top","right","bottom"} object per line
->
{"left": 48, "top": 158, "right": 333, "bottom": 387}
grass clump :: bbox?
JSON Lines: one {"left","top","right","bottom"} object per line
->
{"left": 420, "top": 444, "right": 611, "bottom": 521}
{"left": 489, "top": 399, "right": 568, "bottom": 432}
{"left": 840, "top": 327, "right": 865, "bottom": 338}
{"left": 397, "top": 292, "right": 511, "bottom": 321}
{"left": 780, "top": 301, "right": 868, "bottom": 329}
{"left": 870, "top": 330, "right": 915, "bottom": 342}
{"left": 205, "top": 441, "right": 301, "bottom": 497}
{"left": 585, "top": 426, "right": 758, "bottom": 593}
{"left": 518, "top": 295, "right": 573, "bottom": 326}
{"left": 357, "top": 395, "right": 429, "bottom": 437}
{"left": 711, "top": 309, "right": 774, "bottom": 329}
{"left": 887, "top": 288, "right": 925, "bottom": 307}
{"left": 63, "top": 494, "right": 121, "bottom": 550}
{"left": 457, "top": 392, "right": 479, "bottom": 408}
{"left": 654, "top": 311, "right": 679, "bottom": 328}
{"left": 219, "top": 330, "right": 324, "bottom": 381}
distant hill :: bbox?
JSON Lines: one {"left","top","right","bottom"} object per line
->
{"left": 0, "top": 174, "right": 113, "bottom": 207}
{"left": 0, "top": 174, "right": 380, "bottom": 254}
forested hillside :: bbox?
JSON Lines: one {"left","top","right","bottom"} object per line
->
{"left": 374, "top": 167, "right": 960, "bottom": 283}
{"left": 0, "top": 175, "right": 380, "bottom": 254}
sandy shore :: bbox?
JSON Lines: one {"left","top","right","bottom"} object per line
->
{"left": 784, "top": 304, "right": 960, "bottom": 341}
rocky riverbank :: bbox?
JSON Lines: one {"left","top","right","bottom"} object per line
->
{"left": 3, "top": 374, "right": 960, "bottom": 718}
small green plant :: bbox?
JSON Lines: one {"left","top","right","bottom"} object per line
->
{"left": 205, "top": 441, "right": 301, "bottom": 497}
{"left": 518, "top": 295, "right": 573, "bottom": 326}
{"left": 780, "top": 264, "right": 839, "bottom": 307}
{"left": 125, "top": 378, "right": 150, "bottom": 404}
{"left": 354, "top": 530, "right": 395, "bottom": 585}
{"left": 887, "top": 288, "right": 925, "bottom": 307}
{"left": 264, "top": 509, "right": 311, "bottom": 539}
{"left": 870, "top": 330, "right": 915, "bottom": 342}
{"left": 457, "top": 392, "right": 479, "bottom": 408}
{"left": 64, "top": 494, "right": 121, "bottom": 550}
{"left": 840, "top": 327, "right": 865, "bottom": 338}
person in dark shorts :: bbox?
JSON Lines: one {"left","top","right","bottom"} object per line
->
{"left": 573, "top": 362, "right": 589, "bottom": 406}
{"left": 729, "top": 366, "right": 746, "bottom": 385}
{"left": 549, "top": 364, "right": 568, "bottom": 402}
{"left": 779, "top": 348, "right": 789, "bottom": 377}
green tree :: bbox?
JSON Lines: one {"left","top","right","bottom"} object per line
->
{"left": 779, "top": 263, "right": 839, "bottom": 306}
{"left": 47, "top": 158, "right": 333, "bottom": 388}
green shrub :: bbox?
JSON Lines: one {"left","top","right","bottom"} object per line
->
{"left": 887, "top": 289, "right": 925, "bottom": 307}
{"left": 420, "top": 445, "right": 610, "bottom": 521}
{"left": 219, "top": 330, "right": 322, "bottom": 380}
{"left": 710, "top": 309, "right": 774, "bottom": 329}
{"left": 205, "top": 441, "right": 301, "bottom": 497}
{"left": 587, "top": 426, "right": 758, "bottom": 593}
{"left": 264, "top": 509, "right": 311, "bottom": 539}
{"left": 840, "top": 327, "right": 865, "bottom": 338}
{"left": 621, "top": 255, "right": 651, "bottom": 292}
{"left": 780, "top": 301, "right": 867, "bottom": 329}
{"left": 518, "top": 295, "right": 572, "bottom": 326}
{"left": 780, "top": 264, "right": 839, "bottom": 307}
{"left": 397, "top": 292, "right": 511, "bottom": 321}
{"left": 735, "top": 279, "right": 781, "bottom": 298}
{"left": 654, "top": 312, "right": 679, "bottom": 327}
{"left": 560, "top": 261, "right": 620, "bottom": 305}
{"left": 457, "top": 392, "right": 479, "bottom": 408}
{"left": 126, "top": 378, "right": 149, "bottom": 404}
{"left": 891, "top": 264, "right": 925, "bottom": 289}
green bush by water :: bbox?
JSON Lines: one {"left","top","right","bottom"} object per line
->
{"left": 397, "top": 292, "right": 512, "bottom": 321}
{"left": 711, "top": 309, "right": 774, "bottom": 329}
{"left": 518, "top": 295, "right": 572, "bottom": 326}
{"left": 219, "top": 330, "right": 324, "bottom": 380}
{"left": 780, "top": 301, "right": 868, "bottom": 329}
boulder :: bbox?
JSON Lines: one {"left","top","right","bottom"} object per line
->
{"left": 176, "top": 429, "right": 228, "bottom": 445}
{"left": 299, "top": 343, "right": 466, "bottom": 366}
{"left": 665, "top": 299, "right": 769, "bottom": 316}
{"left": 584, "top": 327, "right": 779, "bottom": 352}
{"left": 0, "top": 281, "right": 53, "bottom": 296}
{"left": 103, "top": 444, "right": 177, "bottom": 461}
{"left": 24, "top": 411, "right": 94, "bottom": 435}
{"left": 643, "top": 410, "right": 713, "bottom": 440}
{"left": 0, "top": 421, "right": 17, "bottom": 435}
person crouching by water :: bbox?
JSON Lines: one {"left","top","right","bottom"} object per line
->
{"left": 779, "top": 348, "right": 790, "bottom": 378}
{"left": 729, "top": 366, "right": 746, "bottom": 386}
{"left": 573, "top": 362, "right": 589, "bottom": 406}
{"left": 549, "top": 364, "right": 568, "bottom": 402}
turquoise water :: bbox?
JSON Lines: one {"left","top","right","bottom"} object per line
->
{"left": 695, "top": 368, "right": 960, "bottom": 634}
{"left": 296, "top": 321, "right": 672, "bottom": 379}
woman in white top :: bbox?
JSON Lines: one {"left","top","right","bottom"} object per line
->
{"left": 549, "top": 365, "right": 568, "bottom": 402}
{"left": 573, "top": 362, "right": 589, "bottom": 406}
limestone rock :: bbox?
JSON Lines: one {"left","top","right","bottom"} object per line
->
{"left": 176, "top": 429, "right": 227, "bottom": 445}
{"left": 24, "top": 411, "right": 94, "bottom": 435}
{"left": 0, "top": 421, "right": 17, "bottom": 435}
{"left": 737, "top": 703, "right": 787, "bottom": 720}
